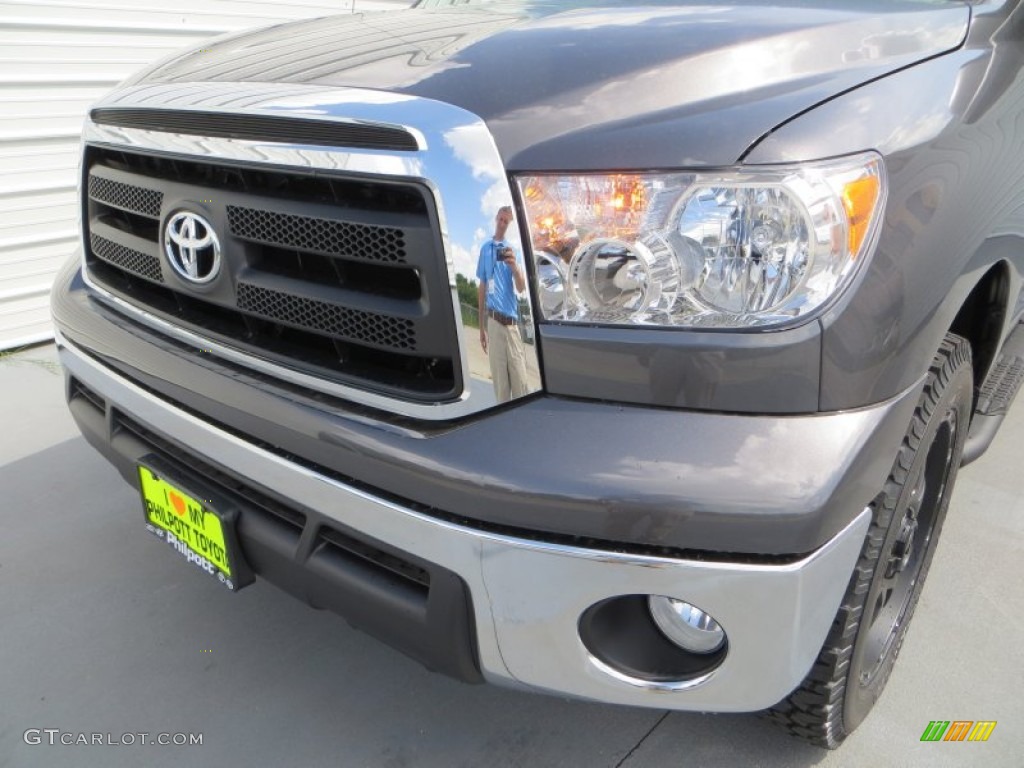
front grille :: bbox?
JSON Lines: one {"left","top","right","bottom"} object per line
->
{"left": 88, "top": 174, "right": 163, "bottom": 217}
{"left": 90, "top": 233, "right": 163, "bottom": 282}
{"left": 227, "top": 206, "right": 408, "bottom": 264}
{"left": 236, "top": 283, "right": 417, "bottom": 350}
{"left": 83, "top": 145, "right": 461, "bottom": 401}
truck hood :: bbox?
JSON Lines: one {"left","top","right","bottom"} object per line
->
{"left": 127, "top": 1, "right": 970, "bottom": 169}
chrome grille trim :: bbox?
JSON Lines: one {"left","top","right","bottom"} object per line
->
{"left": 83, "top": 150, "right": 452, "bottom": 398}
{"left": 79, "top": 82, "right": 543, "bottom": 420}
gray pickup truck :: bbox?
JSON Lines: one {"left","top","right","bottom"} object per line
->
{"left": 52, "top": 0, "right": 1024, "bottom": 748}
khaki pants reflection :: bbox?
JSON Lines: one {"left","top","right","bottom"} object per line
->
{"left": 487, "top": 317, "right": 529, "bottom": 403}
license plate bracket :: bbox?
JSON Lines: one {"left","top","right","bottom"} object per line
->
{"left": 137, "top": 456, "right": 254, "bottom": 592}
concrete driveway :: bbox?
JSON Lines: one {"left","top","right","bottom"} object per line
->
{"left": 1, "top": 343, "right": 1021, "bottom": 768}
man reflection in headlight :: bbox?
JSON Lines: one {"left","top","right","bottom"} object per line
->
{"left": 477, "top": 206, "right": 529, "bottom": 402}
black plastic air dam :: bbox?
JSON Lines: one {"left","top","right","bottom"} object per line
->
{"left": 65, "top": 379, "right": 482, "bottom": 683}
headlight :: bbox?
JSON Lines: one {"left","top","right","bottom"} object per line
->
{"left": 516, "top": 153, "right": 885, "bottom": 328}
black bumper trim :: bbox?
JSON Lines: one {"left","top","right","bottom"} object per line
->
{"left": 68, "top": 376, "right": 481, "bottom": 683}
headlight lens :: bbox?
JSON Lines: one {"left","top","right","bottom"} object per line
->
{"left": 516, "top": 153, "right": 884, "bottom": 328}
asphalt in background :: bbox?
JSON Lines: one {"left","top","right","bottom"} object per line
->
{"left": 1, "top": 343, "right": 1022, "bottom": 768}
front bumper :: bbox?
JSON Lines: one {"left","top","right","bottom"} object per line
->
{"left": 53, "top": 258, "right": 920, "bottom": 557}
{"left": 59, "top": 331, "right": 871, "bottom": 711}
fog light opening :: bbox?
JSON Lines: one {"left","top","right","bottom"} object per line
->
{"left": 648, "top": 596, "right": 726, "bottom": 655}
{"left": 579, "top": 595, "right": 727, "bottom": 685}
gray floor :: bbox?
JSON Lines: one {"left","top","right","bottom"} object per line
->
{"left": 1, "top": 343, "right": 1021, "bottom": 768}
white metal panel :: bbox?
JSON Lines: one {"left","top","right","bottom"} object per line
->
{"left": 0, "top": 0, "right": 409, "bottom": 349}
{"left": 0, "top": 290, "right": 53, "bottom": 348}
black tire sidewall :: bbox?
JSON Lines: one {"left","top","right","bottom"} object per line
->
{"left": 842, "top": 341, "right": 973, "bottom": 731}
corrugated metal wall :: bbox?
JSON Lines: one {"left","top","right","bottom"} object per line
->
{"left": 0, "top": 0, "right": 406, "bottom": 349}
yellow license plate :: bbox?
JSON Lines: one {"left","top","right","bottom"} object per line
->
{"left": 139, "top": 464, "right": 237, "bottom": 589}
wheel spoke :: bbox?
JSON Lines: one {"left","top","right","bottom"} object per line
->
{"left": 906, "top": 466, "right": 926, "bottom": 518}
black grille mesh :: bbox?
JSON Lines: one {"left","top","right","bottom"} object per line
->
{"left": 237, "top": 283, "right": 416, "bottom": 351}
{"left": 88, "top": 174, "right": 163, "bottom": 218}
{"left": 83, "top": 146, "right": 459, "bottom": 400}
{"left": 228, "top": 206, "right": 407, "bottom": 264}
{"left": 90, "top": 234, "right": 164, "bottom": 282}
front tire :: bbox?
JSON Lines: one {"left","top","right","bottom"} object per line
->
{"left": 766, "top": 333, "right": 973, "bottom": 748}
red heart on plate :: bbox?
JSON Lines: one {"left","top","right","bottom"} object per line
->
{"left": 169, "top": 492, "right": 187, "bottom": 516}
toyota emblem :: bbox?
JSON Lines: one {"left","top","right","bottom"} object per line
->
{"left": 164, "top": 211, "right": 221, "bottom": 284}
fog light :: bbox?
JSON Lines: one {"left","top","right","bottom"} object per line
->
{"left": 648, "top": 596, "right": 725, "bottom": 654}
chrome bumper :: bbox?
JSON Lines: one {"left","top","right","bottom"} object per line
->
{"left": 59, "top": 334, "right": 870, "bottom": 712}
